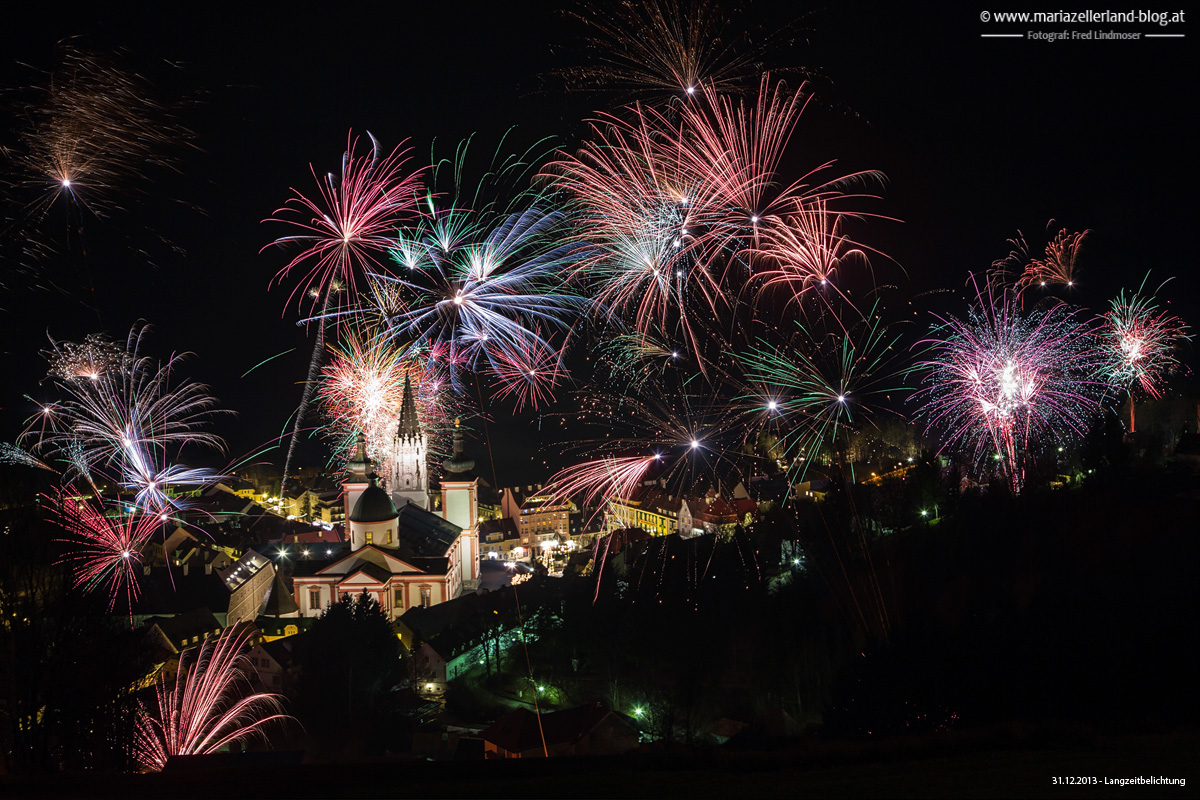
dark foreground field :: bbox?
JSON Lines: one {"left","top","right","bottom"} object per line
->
{"left": 5, "top": 726, "right": 1196, "bottom": 799}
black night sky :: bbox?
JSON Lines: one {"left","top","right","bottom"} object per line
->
{"left": 1, "top": 2, "right": 1194, "bottom": 475}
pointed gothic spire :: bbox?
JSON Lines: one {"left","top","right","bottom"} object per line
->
{"left": 398, "top": 373, "right": 420, "bottom": 440}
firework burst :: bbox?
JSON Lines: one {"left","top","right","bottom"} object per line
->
{"left": 49, "top": 489, "right": 160, "bottom": 612}
{"left": 1100, "top": 275, "right": 1191, "bottom": 430}
{"left": 4, "top": 44, "right": 195, "bottom": 226}
{"left": 133, "top": 626, "right": 291, "bottom": 772}
{"left": 549, "top": 77, "right": 885, "bottom": 373}
{"left": 22, "top": 323, "right": 228, "bottom": 508}
{"left": 317, "top": 330, "right": 461, "bottom": 469}
{"left": 1011, "top": 225, "right": 1090, "bottom": 293}
{"left": 359, "top": 137, "right": 589, "bottom": 404}
{"left": 556, "top": 0, "right": 810, "bottom": 99}
{"left": 739, "top": 302, "right": 907, "bottom": 483}
{"left": 266, "top": 132, "right": 424, "bottom": 313}
{"left": 913, "top": 279, "right": 1110, "bottom": 492}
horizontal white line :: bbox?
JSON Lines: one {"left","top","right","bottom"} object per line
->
{"left": 980, "top": 34, "right": 1024, "bottom": 37}
{"left": 1144, "top": 34, "right": 1185, "bottom": 37}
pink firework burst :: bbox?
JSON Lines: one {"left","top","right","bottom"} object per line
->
{"left": 914, "top": 279, "right": 1110, "bottom": 492}
{"left": 747, "top": 199, "right": 872, "bottom": 313}
{"left": 49, "top": 489, "right": 160, "bottom": 612}
{"left": 133, "top": 626, "right": 291, "bottom": 771}
{"left": 265, "top": 132, "right": 424, "bottom": 312}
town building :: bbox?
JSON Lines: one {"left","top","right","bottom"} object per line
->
{"left": 289, "top": 412, "right": 481, "bottom": 620}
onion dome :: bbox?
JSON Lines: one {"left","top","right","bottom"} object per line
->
{"left": 345, "top": 431, "right": 372, "bottom": 482}
{"left": 442, "top": 418, "right": 476, "bottom": 474}
{"left": 350, "top": 474, "right": 397, "bottom": 523}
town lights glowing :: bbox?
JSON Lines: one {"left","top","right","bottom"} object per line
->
{"left": 133, "top": 627, "right": 291, "bottom": 771}
{"left": 913, "top": 279, "right": 1109, "bottom": 493}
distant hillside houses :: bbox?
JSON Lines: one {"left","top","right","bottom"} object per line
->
{"left": 606, "top": 480, "right": 760, "bottom": 538}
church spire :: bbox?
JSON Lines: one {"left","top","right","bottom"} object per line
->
{"left": 390, "top": 373, "right": 429, "bottom": 510}
{"left": 398, "top": 373, "right": 420, "bottom": 440}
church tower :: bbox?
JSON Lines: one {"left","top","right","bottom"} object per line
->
{"left": 441, "top": 419, "right": 480, "bottom": 586}
{"left": 342, "top": 431, "right": 373, "bottom": 525}
{"left": 390, "top": 374, "right": 429, "bottom": 510}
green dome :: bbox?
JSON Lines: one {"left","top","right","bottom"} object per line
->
{"left": 350, "top": 477, "right": 397, "bottom": 523}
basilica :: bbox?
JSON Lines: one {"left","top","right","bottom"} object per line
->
{"left": 291, "top": 377, "right": 481, "bottom": 620}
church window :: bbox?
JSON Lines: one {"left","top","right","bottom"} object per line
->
{"left": 366, "top": 530, "right": 373, "bottom": 544}
{"left": 309, "top": 589, "right": 320, "bottom": 610}
{"left": 394, "top": 587, "right": 403, "bottom": 607}
{"left": 386, "top": 529, "right": 392, "bottom": 544}
{"left": 420, "top": 586, "right": 431, "bottom": 608}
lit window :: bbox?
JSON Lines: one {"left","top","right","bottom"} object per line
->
{"left": 420, "top": 587, "right": 431, "bottom": 608}
{"left": 365, "top": 530, "right": 373, "bottom": 544}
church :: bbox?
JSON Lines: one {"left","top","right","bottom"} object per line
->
{"left": 291, "top": 376, "right": 481, "bottom": 621}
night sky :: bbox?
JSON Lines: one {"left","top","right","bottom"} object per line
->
{"left": 2, "top": 2, "right": 1193, "bottom": 482}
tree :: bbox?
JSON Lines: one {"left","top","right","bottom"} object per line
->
{"left": 297, "top": 591, "right": 402, "bottom": 747}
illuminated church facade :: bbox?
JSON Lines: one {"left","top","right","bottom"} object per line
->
{"left": 291, "top": 381, "right": 480, "bottom": 621}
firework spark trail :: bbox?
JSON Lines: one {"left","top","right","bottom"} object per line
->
{"left": 1100, "top": 275, "right": 1192, "bottom": 430}
{"left": 377, "top": 203, "right": 588, "bottom": 402}
{"left": 49, "top": 489, "right": 160, "bottom": 613}
{"left": 485, "top": 331, "right": 571, "bottom": 411}
{"left": 739, "top": 301, "right": 906, "bottom": 486}
{"left": 0, "top": 442, "right": 56, "bottom": 471}
{"left": 540, "top": 454, "right": 662, "bottom": 512}
{"left": 539, "top": 455, "right": 662, "bottom": 603}
{"left": 745, "top": 200, "right": 875, "bottom": 325}
{"left": 556, "top": 0, "right": 809, "bottom": 98}
{"left": 913, "top": 278, "right": 1110, "bottom": 492}
{"left": 21, "top": 324, "right": 228, "bottom": 507}
{"left": 1016, "top": 226, "right": 1090, "bottom": 292}
{"left": 133, "top": 626, "right": 291, "bottom": 772}
{"left": 265, "top": 132, "right": 424, "bottom": 312}
{"left": 595, "top": 332, "right": 684, "bottom": 391}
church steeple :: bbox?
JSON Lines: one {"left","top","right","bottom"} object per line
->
{"left": 390, "top": 373, "right": 429, "bottom": 510}
{"left": 342, "top": 431, "right": 374, "bottom": 531}
{"left": 398, "top": 374, "right": 420, "bottom": 441}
